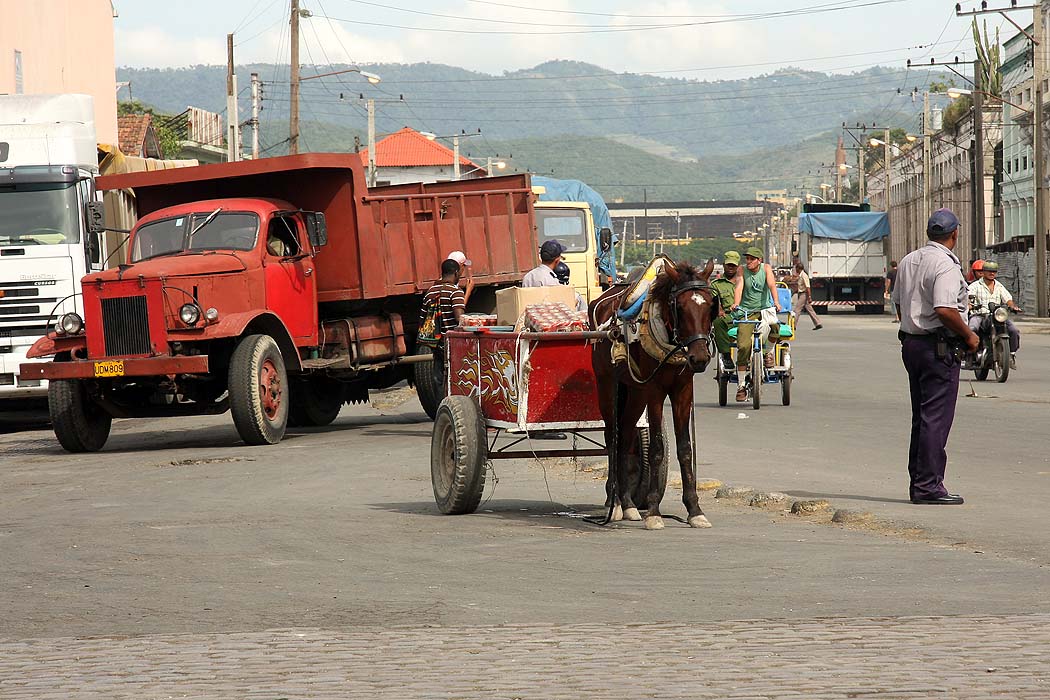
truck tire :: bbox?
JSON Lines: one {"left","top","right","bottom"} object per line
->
{"left": 48, "top": 379, "right": 111, "bottom": 453}
{"left": 414, "top": 346, "right": 441, "bottom": 420}
{"left": 431, "top": 395, "right": 487, "bottom": 515}
{"left": 288, "top": 377, "right": 344, "bottom": 427}
{"left": 229, "top": 334, "right": 288, "bottom": 445}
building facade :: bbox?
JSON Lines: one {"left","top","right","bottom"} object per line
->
{"left": 0, "top": 0, "right": 117, "bottom": 144}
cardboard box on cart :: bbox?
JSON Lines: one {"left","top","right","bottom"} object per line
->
{"left": 495, "top": 285, "right": 577, "bottom": 327}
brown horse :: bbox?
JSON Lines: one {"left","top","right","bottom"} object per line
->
{"left": 590, "top": 259, "right": 717, "bottom": 530}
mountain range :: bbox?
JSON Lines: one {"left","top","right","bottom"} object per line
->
{"left": 117, "top": 60, "right": 950, "bottom": 200}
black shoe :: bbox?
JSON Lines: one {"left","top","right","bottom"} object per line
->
{"left": 814, "top": 324, "right": 823, "bottom": 330}
{"left": 910, "top": 494, "right": 964, "bottom": 505}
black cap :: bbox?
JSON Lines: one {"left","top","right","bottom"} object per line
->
{"left": 540, "top": 239, "right": 565, "bottom": 262}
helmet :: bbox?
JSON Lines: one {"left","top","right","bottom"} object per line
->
{"left": 553, "top": 261, "right": 571, "bottom": 285}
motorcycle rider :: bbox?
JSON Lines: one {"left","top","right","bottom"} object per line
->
{"left": 967, "top": 260, "right": 1022, "bottom": 367}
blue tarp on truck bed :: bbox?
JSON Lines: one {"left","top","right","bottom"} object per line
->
{"left": 798, "top": 212, "right": 890, "bottom": 242}
{"left": 531, "top": 176, "right": 616, "bottom": 278}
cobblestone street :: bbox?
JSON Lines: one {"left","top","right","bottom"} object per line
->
{"left": 3, "top": 615, "right": 1049, "bottom": 698}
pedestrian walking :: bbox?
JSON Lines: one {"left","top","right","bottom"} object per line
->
{"left": 885, "top": 260, "right": 900, "bottom": 322}
{"left": 792, "top": 261, "right": 822, "bottom": 330}
{"left": 891, "top": 208, "right": 978, "bottom": 506}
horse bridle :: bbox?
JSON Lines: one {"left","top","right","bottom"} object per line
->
{"left": 667, "top": 279, "right": 716, "bottom": 352}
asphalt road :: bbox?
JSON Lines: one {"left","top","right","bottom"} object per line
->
{"left": 1, "top": 313, "right": 1048, "bottom": 696}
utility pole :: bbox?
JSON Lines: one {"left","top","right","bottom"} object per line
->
{"left": 226, "top": 34, "right": 240, "bottom": 162}
{"left": 923, "top": 91, "right": 932, "bottom": 235}
{"left": 1036, "top": 2, "right": 1048, "bottom": 316}
{"left": 453, "top": 135, "right": 460, "bottom": 179}
{"left": 250, "top": 72, "right": 260, "bottom": 160}
{"left": 367, "top": 98, "right": 376, "bottom": 186}
{"left": 972, "top": 58, "right": 986, "bottom": 260}
{"left": 289, "top": 0, "right": 301, "bottom": 155}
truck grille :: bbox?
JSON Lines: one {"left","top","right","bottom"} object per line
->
{"left": 101, "top": 295, "right": 151, "bottom": 356}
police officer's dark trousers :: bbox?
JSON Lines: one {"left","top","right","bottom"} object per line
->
{"left": 901, "top": 335, "right": 960, "bottom": 499}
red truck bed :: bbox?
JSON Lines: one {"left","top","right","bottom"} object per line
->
{"left": 97, "top": 153, "right": 538, "bottom": 304}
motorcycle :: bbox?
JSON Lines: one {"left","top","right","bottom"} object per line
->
{"left": 963, "top": 300, "right": 1017, "bottom": 383}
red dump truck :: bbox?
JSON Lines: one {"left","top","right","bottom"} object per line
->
{"left": 20, "top": 153, "right": 538, "bottom": 452}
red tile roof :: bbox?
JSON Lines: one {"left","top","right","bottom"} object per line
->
{"left": 118, "top": 114, "right": 153, "bottom": 157}
{"left": 359, "top": 127, "right": 478, "bottom": 168}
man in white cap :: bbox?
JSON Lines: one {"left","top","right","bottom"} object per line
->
{"left": 446, "top": 250, "right": 475, "bottom": 304}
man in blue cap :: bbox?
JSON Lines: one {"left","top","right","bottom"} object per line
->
{"left": 892, "top": 208, "right": 979, "bottom": 505}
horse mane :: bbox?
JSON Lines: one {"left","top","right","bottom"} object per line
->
{"left": 649, "top": 261, "right": 701, "bottom": 306}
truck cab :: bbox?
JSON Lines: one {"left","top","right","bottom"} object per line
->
{"left": 531, "top": 177, "right": 616, "bottom": 304}
{"left": 0, "top": 94, "right": 107, "bottom": 402}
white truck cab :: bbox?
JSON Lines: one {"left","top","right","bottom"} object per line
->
{"left": 0, "top": 94, "right": 107, "bottom": 401}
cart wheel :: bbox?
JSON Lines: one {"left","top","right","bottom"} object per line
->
{"left": 431, "top": 395, "right": 487, "bottom": 515}
{"left": 750, "top": 350, "right": 762, "bottom": 410}
{"left": 717, "top": 372, "right": 729, "bottom": 407}
{"left": 781, "top": 371, "right": 792, "bottom": 406}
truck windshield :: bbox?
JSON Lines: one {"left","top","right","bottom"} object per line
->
{"left": 131, "top": 212, "right": 259, "bottom": 262}
{"left": 536, "top": 209, "right": 587, "bottom": 252}
{"left": 0, "top": 182, "right": 80, "bottom": 247}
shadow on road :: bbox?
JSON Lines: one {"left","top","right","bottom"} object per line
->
{"left": 370, "top": 499, "right": 617, "bottom": 532}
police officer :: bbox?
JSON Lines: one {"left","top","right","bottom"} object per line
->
{"left": 891, "top": 208, "right": 979, "bottom": 505}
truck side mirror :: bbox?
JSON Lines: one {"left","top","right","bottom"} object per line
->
{"left": 599, "top": 227, "right": 613, "bottom": 252}
{"left": 86, "top": 201, "right": 106, "bottom": 235}
{"left": 306, "top": 212, "right": 328, "bottom": 249}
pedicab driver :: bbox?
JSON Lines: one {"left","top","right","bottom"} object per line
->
{"left": 892, "top": 208, "right": 978, "bottom": 506}
{"left": 730, "top": 246, "right": 782, "bottom": 402}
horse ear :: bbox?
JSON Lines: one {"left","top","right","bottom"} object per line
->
{"left": 701, "top": 258, "right": 715, "bottom": 279}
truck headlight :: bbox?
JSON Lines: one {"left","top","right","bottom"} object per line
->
{"left": 179, "top": 303, "right": 201, "bottom": 327}
{"left": 993, "top": 307, "right": 1009, "bottom": 323}
{"left": 58, "top": 312, "right": 84, "bottom": 335}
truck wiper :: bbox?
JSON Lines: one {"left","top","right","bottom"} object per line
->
{"left": 188, "top": 207, "right": 222, "bottom": 239}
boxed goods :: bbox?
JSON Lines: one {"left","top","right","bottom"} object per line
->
{"left": 524, "top": 302, "right": 587, "bottom": 332}
{"left": 495, "top": 285, "right": 576, "bottom": 326}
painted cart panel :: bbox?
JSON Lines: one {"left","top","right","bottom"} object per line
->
{"left": 446, "top": 330, "right": 604, "bottom": 431}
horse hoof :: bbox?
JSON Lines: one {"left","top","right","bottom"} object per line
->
{"left": 624, "top": 507, "right": 642, "bottom": 521}
{"left": 688, "top": 514, "right": 713, "bottom": 529}
{"left": 611, "top": 505, "right": 623, "bottom": 522}
{"left": 644, "top": 515, "right": 665, "bottom": 530}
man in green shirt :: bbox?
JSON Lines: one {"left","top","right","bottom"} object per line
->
{"left": 731, "top": 246, "right": 783, "bottom": 402}
{"left": 711, "top": 251, "right": 741, "bottom": 370}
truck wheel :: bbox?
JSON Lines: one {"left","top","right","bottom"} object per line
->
{"left": 414, "top": 346, "right": 442, "bottom": 420}
{"left": 288, "top": 377, "right": 344, "bottom": 427}
{"left": 229, "top": 334, "right": 288, "bottom": 445}
{"left": 431, "top": 395, "right": 487, "bottom": 515}
{"left": 48, "top": 380, "right": 111, "bottom": 453}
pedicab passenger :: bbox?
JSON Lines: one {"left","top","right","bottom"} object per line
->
{"left": 730, "top": 246, "right": 782, "bottom": 402}
{"left": 711, "top": 251, "right": 742, "bottom": 370}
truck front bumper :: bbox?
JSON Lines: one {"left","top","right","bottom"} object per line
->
{"left": 20, "top": 355, "right": 210, "bottom": 381}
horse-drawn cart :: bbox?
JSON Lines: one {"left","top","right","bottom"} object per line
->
{"left": 430, "top": 328, "right": 661, "bottom": 515}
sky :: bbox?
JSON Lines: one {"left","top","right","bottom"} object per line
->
{"left": 111, "top": 0, "right": 1014, "bottom": 81}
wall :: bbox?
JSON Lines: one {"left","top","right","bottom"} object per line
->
{"left": 0, "top": 0, "right": 117, "bottom": 144}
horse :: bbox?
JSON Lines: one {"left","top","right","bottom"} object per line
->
{"left": 590, "top": 259, "right": 717, "bottom": 531}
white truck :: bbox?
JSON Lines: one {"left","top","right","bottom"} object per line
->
{"left": 0, "top": 94, "right": 108, "bottom": 403}
{"left": 797, "top": 203, "right": 889, "bottom": 314}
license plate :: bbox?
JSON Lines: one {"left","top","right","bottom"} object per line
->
{"left": 93, "top": 360, "right": 125, "bottom": 377}
{"left": 841, "top": 287, "right": 853, "bottom": 294}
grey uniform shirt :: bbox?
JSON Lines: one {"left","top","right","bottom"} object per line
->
{"left": 891, "top": 241, "right": 968, "bottom": 335}
{"left": 522, "top": 265, "right": 560, "bottom": 287}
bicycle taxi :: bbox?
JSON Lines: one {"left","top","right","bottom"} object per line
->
{"left": 714, "top": 283, "right": 794, "bottom": 408}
